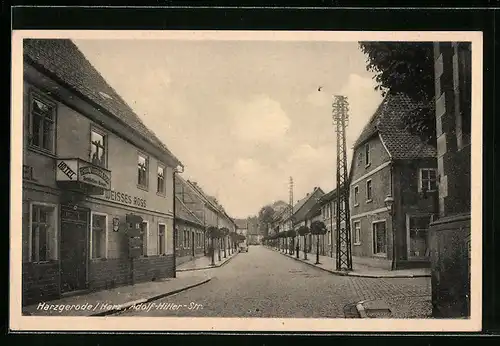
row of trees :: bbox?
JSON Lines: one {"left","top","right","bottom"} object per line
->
{"left": 205, "top": 226, "right": 246, "bottom": 265}
{"left": 262, "top": 220, "right": 327, "bottom": 265}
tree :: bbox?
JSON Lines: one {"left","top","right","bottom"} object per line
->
{"left": 310, "top": 221, "right": 327, "bottom": 265}
{"left": 206, "top": 226, "right": 219, "bottom": 266}
{"left": 258, "top": 205, "right": 275, "bottom": 236}
{"left": 297, "top": 225, "right": 310, "bottom": 260}
{"left": 286, "top": 229, "right": 296, "bottom": 255}
{"left": 359, "top": 42, "right": 436, "bottom": 146}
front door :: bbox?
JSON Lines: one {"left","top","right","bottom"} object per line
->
{"left": 60, "top": 205, "right": 88, "bottom": 293}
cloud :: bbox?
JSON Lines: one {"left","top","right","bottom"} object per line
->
{"left": 229, "top": 94, "right": 291, "bottom": 143}
{"left": 306, "top": 89, "right": 330, "bottom": 108}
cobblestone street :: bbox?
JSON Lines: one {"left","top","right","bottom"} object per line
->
{"left": 116, "top": 246, "right": 431, "bottom": 318}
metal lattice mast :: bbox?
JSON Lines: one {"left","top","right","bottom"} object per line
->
{"left": 332, "top": 95, "right": 353, "bottom": 271}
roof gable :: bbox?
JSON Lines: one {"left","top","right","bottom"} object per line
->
{"left": 352, "top": 93, "right": 436, "bottom": 160}
{"left": 175, "top": 196, "right": 203, "bottom": 226}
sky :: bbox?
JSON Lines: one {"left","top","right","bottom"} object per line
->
{"left": 74, "top": 38, "right": 383, "bottom": 219}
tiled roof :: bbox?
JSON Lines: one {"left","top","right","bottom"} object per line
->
{"left": 175, "top": 196, "right": 203, "bottom": 226}
{"left": 353, "top": 93, "right": 436, "bottom": 159}
{"left": 23, "top": 39, "right": 181, "bottom": 166}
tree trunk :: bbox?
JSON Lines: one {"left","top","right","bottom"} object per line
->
{"left": 315, "top": 234, "right": 320, "bottom": 264}
{"left": 304, "top": 235, "right": 308, "bottom": 260}
{"left": 211, "top": 236, "right": 215, "bottom": 266}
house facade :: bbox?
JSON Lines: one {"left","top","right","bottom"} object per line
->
{"left": 285, "top": 187, "right": 325, "bottom": 253}
{"left": 349, "top": 93, "right": 438, "bottom": 270}
{"left": 181, "top": 180, "right": 237, "bottom": 259}
{"left": 174, "top": 177, "right": 207, "bottom": 265}
{"left": 429, "top": 42, "right": 471, "bottom": 317}
{"left": 22, "top": 39, "right": 182, "bottom": 306}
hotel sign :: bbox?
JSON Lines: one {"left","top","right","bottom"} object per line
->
{"left": 56, "top": 159, "right": 111, "bottom": 190}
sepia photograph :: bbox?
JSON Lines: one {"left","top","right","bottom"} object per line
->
{"left": 10, "top": 30, "right": 482, "bottom": 332}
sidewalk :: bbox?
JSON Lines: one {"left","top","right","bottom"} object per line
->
{"left": 269, "top": 247, "right": 431, "bottom": 278}
{"left": 22, "top": 272, "right": 211, "bottom": 317}
{"left": 176, "top": 249, "right": 238, "bottom": 272}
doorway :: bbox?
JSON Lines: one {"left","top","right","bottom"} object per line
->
{"left": 406, "top": 214, "right": 432, "bottom": 260}
{"left": 60, "top": 205, "right": 88, "bottom": 294}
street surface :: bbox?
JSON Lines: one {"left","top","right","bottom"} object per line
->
{"left": 116, "top": 245, "right": 431, "bottom": 318}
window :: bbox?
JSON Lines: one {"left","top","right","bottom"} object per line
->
{"left": 456, "top": 42, "right": 472, "bottom": 148}
{"left": 140, "top": 221, "right": 148, "bottom": 256}
{"left": 420, "top": 168, "right": 438, "bottom": 192}
{"left": 372, "top": 221, "right": 387, "bottom": 255}
{"left": 353, "top": 221, "right": 361, "bottom": 245}
{"left": 30, "top": 204, "right": 57, "bottom": 262}
{"left": 365, "top": 143, "right": 371, "bottom": 166}
{"left": 158, "top": 224, "right": 166, "bottom": 255}
{"left": 357, "top": 152, "right": 363, "bottom": 167}
{"left": 90, "top": 129, "right": 107, "bottom": 167}
{"left": 29, "top": 93, "right": 56, "bottom": 153}
{"left": 353, "top": 186, "right": 359, "bottom": 206}
{"left": 91, "top": 213, "right": 107, "bottom": 259}
{"left": 366, "top": 180, "right": 372, "bottom": 201}
{"left": 157, "top": 164, "right": 165, "bottom": 195}
{"left": 138, "top": 153, "right": 149, "bottom": 188}
{"left": 408, "top": 215, "right": 431, "bottom": 258}
{"left": 175, "top": 228, "right": 179, "bottom": 249}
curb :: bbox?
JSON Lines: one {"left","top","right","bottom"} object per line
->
{"left": 91, "top": 277, "right": 212, "bottom": 316}
{"left": 273, "top": 248, "right": 430, "bottom": 279}
{"left": 176, "top": 252, "right": 238, "bottom": 272}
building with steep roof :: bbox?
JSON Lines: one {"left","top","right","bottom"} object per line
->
{"left": 349, "top": 92, "right": 438, "bottom": 270}
{"left": 22, "top": 39, "right": 183, "bottom": 306}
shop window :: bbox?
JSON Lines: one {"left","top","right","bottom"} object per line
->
{"left": 419, "top": 168, "right": 438, "bottom": 193}
{"left": 28, "top": 93, "right": 56, "bottom": 153}
{"left": 157, "top": 164, "right": 165, "bottom": 195}
{"left": 372, "top": 221, "right": 387, "bottom": 255}
{"left": 158, "top": 224, "right": 166, "bottom": 255}
{"left": 90, "top": 128, "right": 107, "bottom": 168}
{"left": 30, "top": 203, "right": 57, "bottom": 262}
{"left": 91, "top": 213, "right": 107, "bottom": 259}
{"left": 140, "top": 221, "right": 148, "bottom": 256}
{"left": 353, "top": 221, "right": 361, "bottom": 245}
{"left": 408, "top": 215, "right": 431, "bottom": 258}
{"left": 138, "top": 153, "right": 149, "bottom": 189}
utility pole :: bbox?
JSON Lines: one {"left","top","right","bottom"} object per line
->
{"left": 332, "top": 95, "right": 353, "bottom": 271}
{"left": 288, "top": 176, "right": 294, "bottom": 254}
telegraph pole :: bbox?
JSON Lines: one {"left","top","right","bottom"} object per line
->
{"left": 332, "top": 95, "right": 353, "bottom": 271}
{"left": 288, "top": 176, "right": 294, "bottom": 254}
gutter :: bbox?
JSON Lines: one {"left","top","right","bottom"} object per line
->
{"left": 172, "top": 165, "right": 185, "bottom": 277}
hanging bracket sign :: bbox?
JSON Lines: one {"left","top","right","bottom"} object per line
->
{"left": 56, "top": 158, "right": 111, "bottom": 190}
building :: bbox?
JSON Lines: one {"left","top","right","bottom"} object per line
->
{"left": 315, "top": 187, "right": 343, "bottom": 258}
{"left": 429, "top": 42, "right": 471, "bottom": 317}
{"left": 22, "top": 39, "right": 182, "bottom": 306}
{"left": 180, "top": 179, "right": 237, "bottom": 259}
{"left": 234, "top": 219, "right": 248, "bottom": 236}
{"left": 349, "top": 93, "right": 438, "bottom": 270}
{"left": 174, "top": 177, "right": 207, "bottom": 265}
{"left": 278, "top": 187, "right": 325, "bottom": 252}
